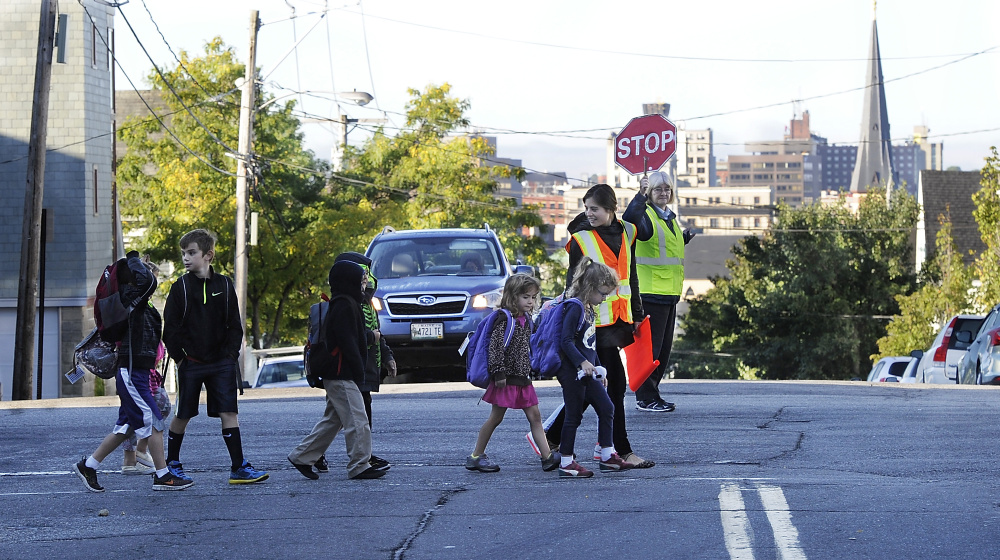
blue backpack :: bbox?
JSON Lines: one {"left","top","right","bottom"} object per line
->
{"left": 530, "top": 297, "right": 586, "bottom": 378}
{"left": 465, "top": 309, "right": 516, "bottom": 389}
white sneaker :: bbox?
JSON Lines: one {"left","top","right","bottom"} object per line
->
{"left": 593, "top": 443, "right": 602, "bottom": 461}
{"left": 122, "top": 464, "right": 155, "bottom": 476}
{"left": 135, "top": 450, "right": 154, "bottom": 467}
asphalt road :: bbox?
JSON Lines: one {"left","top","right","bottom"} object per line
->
{"left": 2, "top": 380, "right": 999, "bottom": 559}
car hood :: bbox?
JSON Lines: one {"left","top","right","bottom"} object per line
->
{"left": 375, "top": 275, "right": 505, "bottom": 297}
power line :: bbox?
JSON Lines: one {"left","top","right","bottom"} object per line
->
{"left": 78, "top": 1, "right": 238, "bottom": 177}
{"left": 116, "top": 4, "right": 241, "bottom": 158}
{"left": 344, "top": 9, "right": 997, "bottom": 64}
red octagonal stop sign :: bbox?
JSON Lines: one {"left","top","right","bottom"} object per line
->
{"left": 614, "top": 114, "right": 677, "bottom": 175}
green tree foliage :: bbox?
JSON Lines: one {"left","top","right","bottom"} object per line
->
{"left": 874, "top": 217, "right": 974, "bottom": 359}
{"left": 676, "top": 188, "right": 918, "bottom": 380}
{"left": 972, "top": 147, "right": 1000, "bottom": 308}
{"left": 342, "top": 84, "right": 550, "bottom": 271}
{"left": 118, "top": 38, "right": 350, "bottom": 348}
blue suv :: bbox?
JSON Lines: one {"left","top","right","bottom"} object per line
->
{"left": 365, "top": 225, "right": 533, "bottom": 372}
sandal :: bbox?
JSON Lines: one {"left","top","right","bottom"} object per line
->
{"left": 622, "top": 452, "right": 655, "bottom": 468}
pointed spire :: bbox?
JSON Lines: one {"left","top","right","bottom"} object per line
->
{"left": 849, "top": 18, "right": 896, "bottom": 201}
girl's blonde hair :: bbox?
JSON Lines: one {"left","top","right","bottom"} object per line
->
{"left": 567, "top": 257, "right": 618, "bottom": 307}
{"left": 499, "top": 273, "right": 541, "bottom": 315}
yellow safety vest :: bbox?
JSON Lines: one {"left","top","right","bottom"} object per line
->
{"left": 635, "top": 205, "right": 685, "bottom": 295}
{"left": 569, "top": 221, "right": 636, "bottom": 327}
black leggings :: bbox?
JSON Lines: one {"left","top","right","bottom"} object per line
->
{"left": 546, "top": 345, "right": 632, "bottom": 457}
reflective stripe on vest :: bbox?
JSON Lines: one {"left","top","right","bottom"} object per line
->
{"left": 570, "top": 221, "right": 635, "bottom": 327}
{"left": 635, "top": 205, "right": 685, "bottom": 295}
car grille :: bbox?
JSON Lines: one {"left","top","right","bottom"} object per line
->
{"left": 386, "top": 294, "right": 467, "bottom": 316}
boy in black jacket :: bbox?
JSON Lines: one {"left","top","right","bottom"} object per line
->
{"left": 72, "top": 252, "right": 193, "bottom": 492}
{"left": 162, "top": 229, "right": 268, "bottom": 485}
{"left": 288, "top": 260, "right": 384, "bottom": 480}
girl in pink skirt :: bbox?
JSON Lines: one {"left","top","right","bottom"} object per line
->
{"left": 465, "top": 274, "right": 560, "bottom": 474}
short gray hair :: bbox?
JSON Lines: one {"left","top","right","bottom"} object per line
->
{"left": 647, "top": 171, "right": 673, "bottom": 203}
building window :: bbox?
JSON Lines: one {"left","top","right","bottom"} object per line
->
{"left": 92, "top": 166, "right": 99, "bottom": 215}
{"left": 754, "top": 218, "right": 761, "bottom": 227}
{"left": 92, "top": 23, "right": 98, "bottom": 67}
{"left": 697, "top": 157, "right": 705, "bottom": 163}
{"left": 710, "top": 218, "right": 718, "bottom": 228}
{"left": 754, "top": 196, "right": 760, "bottom": 204}
{"left": 733, "top": 218, "right": 742, "bottom": 228}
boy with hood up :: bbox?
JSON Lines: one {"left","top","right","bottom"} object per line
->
{"left": 288, "top": 260, "right": 385, "bottom": 480}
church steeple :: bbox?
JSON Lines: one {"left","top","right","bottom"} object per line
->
{"left": 849, "top": 17, "right": 896, "bottom": 200}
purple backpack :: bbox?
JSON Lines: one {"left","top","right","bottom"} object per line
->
{"left": 466, "top": 309, "right": 516, "bottom": 389}
{"left": 530, "top": 297, "right": 586, "bottom": 378}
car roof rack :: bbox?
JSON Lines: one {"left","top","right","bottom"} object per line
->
{"left": 483, "top": 222, "right": 491, "bottom": 232}
{"left": 380, "top": 225, "right": 396, "bottom": 235}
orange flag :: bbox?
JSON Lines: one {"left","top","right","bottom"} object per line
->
{"left": 623, "top": 316, "right": 660, "bottom": 392}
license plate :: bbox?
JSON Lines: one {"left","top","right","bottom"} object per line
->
{"left": 411, "top": 323, "right": 444, "bottom": 341}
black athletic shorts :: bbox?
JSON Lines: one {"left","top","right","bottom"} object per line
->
{"left": 175, "top": 358, "right": 240, "bottom": 419}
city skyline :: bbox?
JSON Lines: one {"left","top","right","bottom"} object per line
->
{"left": 109, "top": 0, "right": 999, "bottom": 182}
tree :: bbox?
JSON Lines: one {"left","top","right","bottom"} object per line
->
{"left": 972, "top": 147, "right": 1000, "bottom": 308}
{"left": 343, "top": 84, "right": 550, "bottom": 271}
{"left": 676, "top": 188, "right": 919, "bottom": 379}
{"left": 874, "top": 216, "right": 975, "bottom": 359}
{"left": 118, "top": 38, "right": 345, "bottom": 348}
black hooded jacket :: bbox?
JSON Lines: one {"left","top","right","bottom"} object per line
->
{"left": 565, "top": 212, "right": 643, "bottom": 348}
{"left": 323, "top": 261, "right": 369, "bottom": 385}
{"left": 334, "top": 252, "right": 394, "bottom": 392}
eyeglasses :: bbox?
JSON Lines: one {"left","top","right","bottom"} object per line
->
{"left": 650, "top": 186, "right": 672, "bottom": 194}
{"left": 598, "top": 288, "right": 615, "bottom": 297}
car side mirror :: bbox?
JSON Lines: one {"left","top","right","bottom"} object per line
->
{"left": 909, "top": 349, "right": 924, "bottom": 359}
{"left": 955, "top": 330, "right": 973, "bottom": 344}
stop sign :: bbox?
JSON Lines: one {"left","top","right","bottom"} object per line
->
{"left": 614, "top": 114, "right": 677, "bottom": 175}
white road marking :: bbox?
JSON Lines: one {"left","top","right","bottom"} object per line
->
{"left": 757, "top": 484, "right": 807, "bottom": 560}
{"left": 719, "top": 482, "right": 755, "bottom": 560}
{"left": 719, "top": 482, "right": 807, "bottom": 560}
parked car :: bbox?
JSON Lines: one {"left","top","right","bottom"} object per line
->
{"left": 956, "top": 303, "right": 1000, "bottom": 385}
{"left": 244, "top": 347, "right": 308, "bottom": 389}
{"left": 365, "top": 225, "right": 534, "bottom": 373}
{"left": 913, "top": 314, "right": 984, "bottom": 383}
{"left": 866, "top": 356, "right": 918, "bottom": 383}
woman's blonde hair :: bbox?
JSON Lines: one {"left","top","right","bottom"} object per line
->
{"left": 567, "top": 257, "right": 618, "bottom": 307}
{"left": 499, "top": 273, "right": 541, "bottom": 314}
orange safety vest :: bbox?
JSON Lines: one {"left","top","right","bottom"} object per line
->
{"left": 567, "top": 221, "right": 635, "bottom": 327}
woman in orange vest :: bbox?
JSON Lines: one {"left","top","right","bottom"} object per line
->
{"left": 543, "top": 184, "right": 654, "bottom": 469}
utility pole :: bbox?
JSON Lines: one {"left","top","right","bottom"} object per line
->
{"left": 12, "top": 0, "right": 57, "bottom": 401}
{"left": 234, "top": 10, "right": 259, "bottom": 366}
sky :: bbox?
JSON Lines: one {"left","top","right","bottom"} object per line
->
{"left": 110, "top": 0, "right": 1000, "bottom": 185}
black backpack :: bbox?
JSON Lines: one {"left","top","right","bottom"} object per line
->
{"left": 303, "top": 295, "right": 338, "bottom": 388}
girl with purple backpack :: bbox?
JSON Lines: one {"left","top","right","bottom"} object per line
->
{"left": 465, "top": 274, "right": 560, "bottom": 474}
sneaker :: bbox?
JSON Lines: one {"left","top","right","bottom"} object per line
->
{"left": 369, "top": 454, "right": 391, "bottom": 471}
{"left": 599, "top": 452, "right": 634, "bottom": 472}
{"left": 465, "top": 453, "right": 500, "bottom": 473}
{"left": 351, "top": 466, "right": 386, "bottom": 479}
{"left": 636, "top": 400, "right": 676, "bottom": 412}
{"left": 152, "top": 471, "right": 194, "bottom": 491}
{"left": 593, "top": 443, "right": 602, "bottom": 461}
{"left": 314, "top": 455, "right": 329, "bottom": 473}
{"left": 526, "top": 432, "right": 559, "bottom": 456}
{"left": 558, "top": 461, "right": 594, "bottom": 478}
{"left": 167, "top": 460, "right": 193, "bottom": 482}
{"left": 621, "top": 452, "right": 656, "bottom": 469}
{"left": 288, "top": 457, "right": 318, "bottom": 480}
{"left": 229, "top": 460, "right": 269, "bottom": 484}
{"left": 122, "top": 464, "right": 155, "bottom": 476}
{"left": 73, "top": 460, "right": 104, "bottom": 493}
{"left": 134, "top": 450, "right": 154, "bottom": 467}
{"left": 540, "top": 452, "right": 561, "bottom": 472}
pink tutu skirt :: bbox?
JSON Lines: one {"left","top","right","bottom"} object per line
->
{"left": 482, "top": 382, "right": 538, "bottom": 409}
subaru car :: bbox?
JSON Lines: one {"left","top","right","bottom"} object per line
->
{"left": 365, "top": 226, "right": 533, "bottom": 373}
{"left": 956, "top": 302, "right": 1000, "bottom": 385}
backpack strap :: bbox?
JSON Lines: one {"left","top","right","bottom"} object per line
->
{"left": 566, "top": 298, "right": 587, "bottom": 331}
{"left": 181, "top": 275, "right": 189, "bottom": 323}
{"left": 500, "top": 309, "right": 515, "bottom": 347}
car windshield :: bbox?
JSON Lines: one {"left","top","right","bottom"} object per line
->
{"left": 369, "top": 237, "right": 504, "bottom": 278}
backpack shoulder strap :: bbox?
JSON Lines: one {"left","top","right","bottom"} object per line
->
{"left": 566, "top": 298, "right": 587, "bottom": 330}
{"left": 181, "top": 275, "right": 189, "bottom": 323}
{"left": 500, "top": 309, "right": 515, "bottom": 347}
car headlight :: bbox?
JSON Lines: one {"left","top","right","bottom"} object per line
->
{"left": 371, "top": 297, "right": 382, "bottom": 312}
{"left": 471, "top": 288, "right": 503, "bottom": 309}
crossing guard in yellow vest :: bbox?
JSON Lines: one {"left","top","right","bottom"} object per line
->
{"left": 622, "top": 171, "right": 696, "bottom": 413}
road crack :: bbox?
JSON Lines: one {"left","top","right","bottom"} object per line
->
{"left": 391, "top": 487, "right": 466, "bottom": 560}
